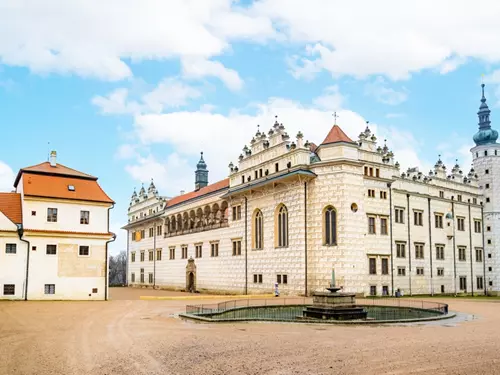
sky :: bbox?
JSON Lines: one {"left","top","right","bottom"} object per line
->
{"left": 1, "top": 0, "right": 500, "bottom": 255}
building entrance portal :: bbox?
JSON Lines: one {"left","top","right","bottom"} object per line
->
{"left": 186, "top": 258, "right": 197, "bottom": 293}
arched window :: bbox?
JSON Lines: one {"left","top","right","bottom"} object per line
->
{"left": 253, "top": 209, "right": 263, "bottom": 249}
{"left": 324, "top": 206, "right": 337, "bottom": 245}
{"left": 276, "top": 205, "right": 289, "bottom": 247}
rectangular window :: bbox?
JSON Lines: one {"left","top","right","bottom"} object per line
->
{"left": 255, "top": 170, "right": 258, "bottom": 179}
{"left": 79, "top": 246, "right": 89, "bottom": 256}
{"left": 131, "top": 252, "right": 136, "bottom": 262}
{"left": 380, "top": 218, "right": 388, "bottom": 235}
{"left": 140, "top": 269, "right": 144, "bottom": 283}
{"left": 211, "top": 242, "right": 219, "bottom": 257}
{"left": 181, "top": 246, "right": 188, "bottom": 259}
{"left": 368, "top": 217, "right": 376, "bottom": 234}
{"left": 156, "top": 225, "right": 162, "bottom": 236}
{"left": 473, "top": 198, "right": 478, "bottom": 204}
{"left": 367, "top": 189, "right": 375, "bottom": 198}
{"left": 457, "top": 195, "right": 462, "bottom": 202}
{"left": 369, "top": 258, "right": 377, "bottom": 275}
{"left": 397, "top": 267, "right": 406, "bottom": 276}
{"left": 395, "top": 208, "right": 404, "bottom": 224}
{"left": 46, "top": 244, "right": 57, "bottom": 255}
{"left": 364, "top": 166, "right": 368, "bottom": 176}
{"left": 376, "top": 169, "right": 380, "bottom": 178}
{"left": 149, "top": 227, "right": 154, "bottom": 237}
{"left": 44, "top": 284, "right": 55, "bottom": 295}
{"left": 380, "top": 191, "right": 387, "bottom": 199}
{"left": 131, "top": 273, "right": 135, "bottom": 283}
{"left": 277, "top": 274, "right": 288, "bottom": 285}
{"left": 382, "top": 286, "right": 389, "bottom": 296}
{"left": 477, "top": 276, "right": 484, "bottom": 290}
{"left": 3, "top": 284, "right": 15, "bottom": 295}
{"left": 275, "top": 163, "right": 279, "bottom": 172}
{"left": 415, "top": 243, "right": 424, "bottom": 259}
{"left": 140, "top": 229, "right": 145, "bottom": 239}
{"left": 156, "top": 249, "right": 162, "bottom": 261}
{"left": 381, "top": 258, "right": 389, "bottom": 275}
{"left": 414, "top": 211, "right": 423, "bottom": 226}
{"left": 474, "top": 220, "right": 482, "bottom": 233}
{"left": 169, "top": 247, "right": 175, "bottom": 260}
{"left": 195, "top": 244, "right": 202, "bottom": 258}
{"left": 5, "top": 244, "right": 16, "bottom": 254}
{"left": 435, "top": 214, "right": 443, "bottom": 229}
{"left": 370, "top": 286, "right": 377, "bottom": 296}
{"left": 149, "top": 250, "right": 154, "bottom": 261}
{"left": 439, "top": 191, "right": 444, "bottom": 198}
{"left": 232, "top": 240, "right": 242, "bottom": 256}
{"left": 369, "top": 167, "right": 373, "bottom": 176}
{"left": 259, "top": 169, "right": 263, "bottom": 178}
{"left": 457, "top": 217, "right": 465, "bottom": 231}
{"left": 232, "top": 205, "right": 242, "bottom": 221}
{"left": 459, "top": 276, "right": 467, "bottom": 291}
{"left": 476, "top": 248, "right": 483, "bottom": 262}
{"left": 436, "top": 245, "right": 445, "bottom": 260}
{"left": 148, "top": 273, "right": 153, "bottom": 284}
{"left": 437, "top": 268, "right": 444, "bottom": 276}
{"left": 396, "top": 242, "right": 406, "bottom": 258}
{"left": 416, "top": 267, "right": 424, "bottom": 276}
{"left": 140, "top": 251, "right": 145, "bottom": 262}
{"left": 80, "top": 210, "right": 90, "bottom": 224}
{"left": 253, "top": 274, "right": 263, "bottom": 284}
{"left": 47, "top": 208, "right": 58, "bottom": 222}
{"left": 458, "top": 247, "right": 466, "bottom": 261}
{"left": 241, "top": 176, "right": 245, "bottom": 184}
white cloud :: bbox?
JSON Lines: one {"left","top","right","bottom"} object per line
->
{"left": 92, "top": 79, "right": 201, "bottom": 115}
{"left": 181, "top": 58, "right": 243, "bottom": 91}
{"left": 312, "top": 85, "right": 344, "bottom": 110}
{"left": 0, "top": 0, "right": 275, "bottom": 81}
{"left": 252, "top": 0, "right": 500, "bottom": 80}
{"left": 364, "top": 77, "right": 409, "bottom": 105}
{"left": 0, "top": 161, "right": 15, "bottom": 192}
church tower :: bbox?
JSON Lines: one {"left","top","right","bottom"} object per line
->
{"left": 471, "top": 83, "right": 500, "bottom": 294}
{"left": 195, "top": 152, "right": 209, "bottom": 191}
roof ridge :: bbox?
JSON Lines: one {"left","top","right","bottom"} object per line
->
{"left": 321, "top": 124, "right": 354, "bottom": 145}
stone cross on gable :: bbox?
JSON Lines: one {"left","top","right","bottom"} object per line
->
{"left": 333, "top": 112, "right": 339, "bottom": 125}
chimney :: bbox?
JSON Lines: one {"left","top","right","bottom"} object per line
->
{"left": 180, "top": 190, "right": 185, "bottom": 195}
{"left": 49, "top": 151, "right": 57, "bottom": 167}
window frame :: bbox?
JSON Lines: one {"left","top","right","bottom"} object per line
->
{"left": 369, "top": 257, "right": 377, "bottom": 275}
{"left": 80, "top": 210, "right": 90, "bottom": 225}
{"left": 44, "top": 284, "right": 55, "bottom": 295}
{"left": 253, "top": 209, "right": 264, "bottom": 250}
{"left": 78, "top": 245, "right": 90, "bottom": 257}
{"left": 46, "top": 244, "right": 57, "bottom": 255}
{"left": 5, "top": 243, "right": 17, "bottom": 254}
{"left": 3, "top": 284, "right": 15, "bottom": 296}
{"left": 47, "top": 208, "right": 58, "bottom": 223}
{"left": 276, "top": 205, "right": 289, "bottom": 248}
{"left": 324, "top": 206, "right": 337, "bottom": 245}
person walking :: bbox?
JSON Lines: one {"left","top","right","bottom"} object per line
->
{"left": 274, "top": 283, "right": 280, "bottom": 297}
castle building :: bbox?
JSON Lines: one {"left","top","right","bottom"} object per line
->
{"left": 0, "top": 152, "right": 114, "bottom": 300}
{"left": 124, "top": 85, "right": 497, "bottom": 296}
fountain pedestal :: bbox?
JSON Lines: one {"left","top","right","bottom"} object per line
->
{"left": 303, "top": 288, "right": 367, "bottom": 321}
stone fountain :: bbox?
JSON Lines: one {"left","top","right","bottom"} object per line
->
{"left": 303, "top": 268, "right": 367, "bottom": 321}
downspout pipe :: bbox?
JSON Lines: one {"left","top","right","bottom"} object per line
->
{"left": 245, "top": 196, "right": 248, "bottom": 295}
{"left": 126, "top": 230, "right": 129, "bottom": 286}
{"left": 304, "top": 181, "right": 308, "bottom": 297}
{"left": 428, "top": 198, "right": 434, "bottom": 296}
{"left": 17, "top": 225, "right": 30, "bottom": 301}
{"left": 388, "top": 183, "right": 394, "bottom": 296}
{"left": 452, "top": 201, "right": 457, "bottom": 295}
{"left": 153, "top": 222, "right": 156, "bottom": 289}
{"left": 481, "top": 204, "right": 487, "bottom": 295}
{"left": 406, "top": 194, "right": 412, "bottom": 296}
{"left": 468, "top": 202, "right": 474, "bottom": 296}
{"left": 105, "top": 203, "right": 115, "bottom": 301}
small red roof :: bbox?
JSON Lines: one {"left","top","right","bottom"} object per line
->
{"left": 309, "top": 142, "right": 318, "bottom": 153}
{"left": 321, "top": 125, "right": 354, "bottom": 145}
{"left": 22, "top": 174, "right": 114, "bottom": 204}
{"left": 0, "top": 193, "right": 22, "bottom": 225}
{"left": 14, "top": 161, "right": 96, "bottom": 187}
{"left": 167, "top": 179, "right": 229, "bottom": 208}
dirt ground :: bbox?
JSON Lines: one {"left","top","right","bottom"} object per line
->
{"left": 1, "top": 288, "right": 500, "bottom": 375}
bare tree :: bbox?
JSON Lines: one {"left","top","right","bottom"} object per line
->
{"left": 109, "top": 251, "right": 127, "bottom": 286}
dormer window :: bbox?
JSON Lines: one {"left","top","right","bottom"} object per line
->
{"left": 68, "top": 185, "right": 75, "bottom": 191}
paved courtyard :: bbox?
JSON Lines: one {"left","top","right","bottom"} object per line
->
{"left": 0, "top": 288, "right": 499, "bottom": 375}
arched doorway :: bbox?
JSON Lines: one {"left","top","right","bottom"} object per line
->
{"left": 185, "top": 258, "right": 197, "bottom": 293}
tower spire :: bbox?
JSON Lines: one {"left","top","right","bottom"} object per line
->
{"left": 473, "top": 83, "right": 498, "bottom": 146}
{"left": 195, "top": 151, "right": 209, "bottom": 191}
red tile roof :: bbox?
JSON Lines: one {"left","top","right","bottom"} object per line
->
{"left": 166, "top": 179, "right": 229, "bottom": 207}
{"left": 0, "top": 193, "right": 22, "bottom": 225}
{"left": 321, "top": 125, "right": 355, "bottom": 145}
{"left": 309, "top": 142, "right": 318, "bottom": 153}
{"left": 14, "top": 161, "right": 96, "bottom": 187}
{"left": 23, "top": 174, "right": 114, "bottom": 204}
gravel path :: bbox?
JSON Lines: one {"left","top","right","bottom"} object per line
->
{"left": 0, "top": 288, "right": 498, "bottom": 375}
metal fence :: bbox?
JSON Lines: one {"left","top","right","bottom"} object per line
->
{"left": 186, "top": 297, "right": 311, "bottom": 315}
{"left": 186, "top": 297, "right": 448, "bottom": 316}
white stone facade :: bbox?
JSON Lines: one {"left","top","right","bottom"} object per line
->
{"left": 125, "top": 113, "right": 492, "bottom": 297}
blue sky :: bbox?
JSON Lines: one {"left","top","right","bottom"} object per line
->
{"left": 1, "top": 1, "right": 500, "bottom": 254}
